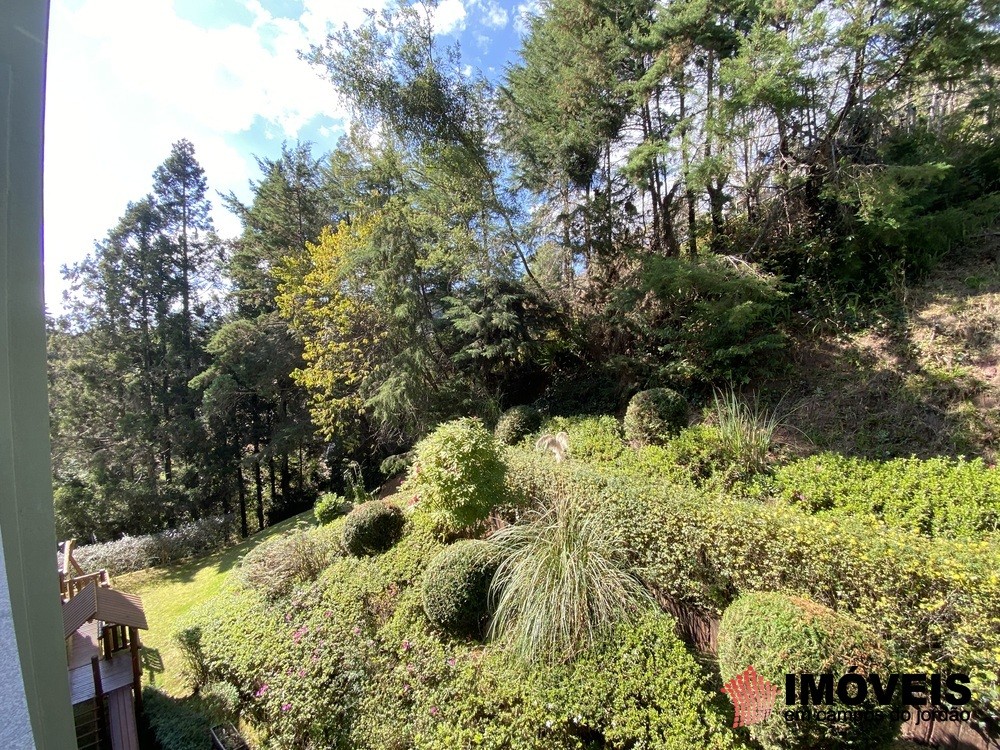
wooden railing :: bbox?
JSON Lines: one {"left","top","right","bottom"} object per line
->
{"left": 61, "top": 570, "right": 111, "bottom": 602}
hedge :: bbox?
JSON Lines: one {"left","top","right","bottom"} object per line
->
{"left": 504, "top": 446, "right": 1000, "bottom": 718}
{"left": 763, "top": 453, "right": 1000, "bottom": 537}
{"left": 72, "top": 515, "right": 237, "bottom": 575}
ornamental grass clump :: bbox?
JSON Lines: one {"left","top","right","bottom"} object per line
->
{"left": 712, "top": 388, "right": 784, "bottom": 479}
{"left": 488, "top": 494, "right": 652, "bottom": 662}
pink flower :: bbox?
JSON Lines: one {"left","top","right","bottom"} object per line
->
{"left": 324, "top": 609, "right": 333, "bottom": 618}
{"left": 292, "top": 626, "right": 308, "bottom": 644}
{"left": 429, "top": 706, "right": 439, "bottom": 716}
{"left": 281, "top": 703, "right": 292, "bottom": 712}
{"left": 352, "top": 626, "right": 361, "bottom": 636}
{"left": 297, "top": 668, "right": 306, "bottom": 678}
{"left": 446, "top": 657, "right": 456, "bottom": 667}
{"left": 401, "top": 640, "right": 412, "bottom": 652}
{"left": 255, "top": 683, "right": 269, "bottom": 698}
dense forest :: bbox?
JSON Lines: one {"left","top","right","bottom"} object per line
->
{"left": 48, "top": 0, "right": 1000, "bottom": 544}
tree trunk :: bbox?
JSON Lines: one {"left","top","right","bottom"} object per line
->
{"left": 253, "top": 443, "right": 265, "bottom": 532}
{"left": 235, "top": 453, "right": 248, "bottom": 538}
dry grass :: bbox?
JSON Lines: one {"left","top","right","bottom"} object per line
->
{"left": 774, "top": 243, "right": 1000, "bottom": 461}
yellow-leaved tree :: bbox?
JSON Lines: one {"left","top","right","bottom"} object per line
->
{"left": 275, "top": 217, "right": 384, "bottom": 445}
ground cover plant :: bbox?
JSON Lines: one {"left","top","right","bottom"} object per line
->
{"left": 504, "top": 441, "right": 1000, "bottom": 723}
{"left": 181, "top": 511, "right": 740, "bottom": 749}
{"left": 761, "top": 453, "right": 1000, "bottom": 537}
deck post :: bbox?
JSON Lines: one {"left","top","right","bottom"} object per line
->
{"left": 129, "top": 626, "right": 143, "bottom": 713}
{"left": 91, "top": 655, "right": 109, "bottom": 748}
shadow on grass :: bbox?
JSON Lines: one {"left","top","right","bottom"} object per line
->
{"left": 140, "top": 511, "right": 317, "bottom": 586}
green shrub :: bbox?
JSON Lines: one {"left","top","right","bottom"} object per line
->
{"left": 629, "top": 254, "right": 788, "bottom": 386}
{"left": 770, "top": 453, "right": 1000, "bottom": 537}
{"left": 494, "top": 405, "right": 543, "bottom": 445}
{"left": 175, "top": 625, "right": 209, "bottom": 692}
{"left": 342, "top": 500, "right": 405, "bottom": 556}
{"left": 502, "top": 444, "right": 1000, "bottom": 717}
{"left": 200, "top": 680, "right": 241, "bottom": 722}
{"left": 426, "top": 613, "right": 737, "bottom": 749}
{"left": 623, "top": 388, "right": 688, "bottom": 446}
{"left": 489, "top": 494, "right": 652, "bottom": 662}
{"left": 421, "top": 540, "right": 497, "bottom": 637}
{"left": 719, "top": 592, "right": 897, "bottom": 749}
{"left": 314, "top": 492, "right": 348, "bottom": 525}
{"left": 405, "top": 417, "right": 506, "bottom": 533}
{"left": 543, "top": 415, "right": 626, "bottom": 463}
{"left": 379, "top": 452, "right": 413, "bottom": 477}
{"left": 143, "top": 688, "right": 213, "bottom": 750}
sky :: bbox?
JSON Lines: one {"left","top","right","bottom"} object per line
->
{"left": 44, "top": 0, "right": 540, "bottom": 311}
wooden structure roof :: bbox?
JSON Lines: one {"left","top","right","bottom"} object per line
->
{"left": 62, "top": 582, "right": 147, "bottom": 639}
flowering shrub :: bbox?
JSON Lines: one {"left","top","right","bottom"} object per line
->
{"left": 72, "top": 515, "right": 237, "bottom": 575}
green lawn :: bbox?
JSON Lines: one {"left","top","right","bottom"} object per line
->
{"left": 118, "top": 511, "right": 317, "bottom": 697}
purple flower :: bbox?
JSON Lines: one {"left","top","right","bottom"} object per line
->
{"left": 430, "top": 706, "right": 439, "bottom": 716}
{"left": 255, "top": 683, "right": 269, "bottom": 698}
{"left": 281, "top": 703, "right": 292, "bottom": 712}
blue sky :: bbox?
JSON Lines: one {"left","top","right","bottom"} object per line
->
{"left": 44, "top": 0, "right": 538, "bottom": 310}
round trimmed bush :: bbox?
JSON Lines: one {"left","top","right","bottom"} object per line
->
{"left": 315, "top": 492, "right": 348, "bottom": 525}
{"left": 406, "top": 417, "right": 506, "bottom": 533}
{"left": 718, "top": 592, "right": 897, "bottom": 749}
{"left": 342, "top": 501, "right": 405, "bottom": 556}
{"left": 494, "top": 405, "right": 542, "bottom": 446}
{"left": 422, "top": 539, "right": 497, "bottom": 637}
{"left": 623, "top": 388, "right": 688, "bottom": 446}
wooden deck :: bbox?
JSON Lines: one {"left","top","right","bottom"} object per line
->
{"left": 67, "top": 620, "right": 135, "bottom": 704}
{"left": 107, "top": 686, "right": 139, "bottom": 750}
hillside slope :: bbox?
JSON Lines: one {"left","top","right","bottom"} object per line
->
{"left": 777, "top": 243, "right": 1000, "bottom": 461}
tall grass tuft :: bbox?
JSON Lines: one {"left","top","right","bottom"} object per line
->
{"left": 488, "top": 493, "right": 652, "bottom": 662}
{"left": 712, "top": 388, "right": 784, "bottom": 478}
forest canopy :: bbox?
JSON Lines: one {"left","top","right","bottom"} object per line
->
{"left": 48, "top": 0, "right": 1000, "bottom": 543}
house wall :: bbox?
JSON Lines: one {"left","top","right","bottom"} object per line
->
{"left": 0, "top": 0, "right": 78, "bottom": 747}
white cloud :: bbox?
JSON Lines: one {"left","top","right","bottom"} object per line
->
{"left": 414, "top": 0, "right": 467, "bottom": 35}
{"left": 473, "top": 0, "right": 508, "bottom": 28}
{"left": 515, "top": 0, "right": 541, "bottom": 35}
{"left": 43, "top": 0, "right": 389, "bottom": 309}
